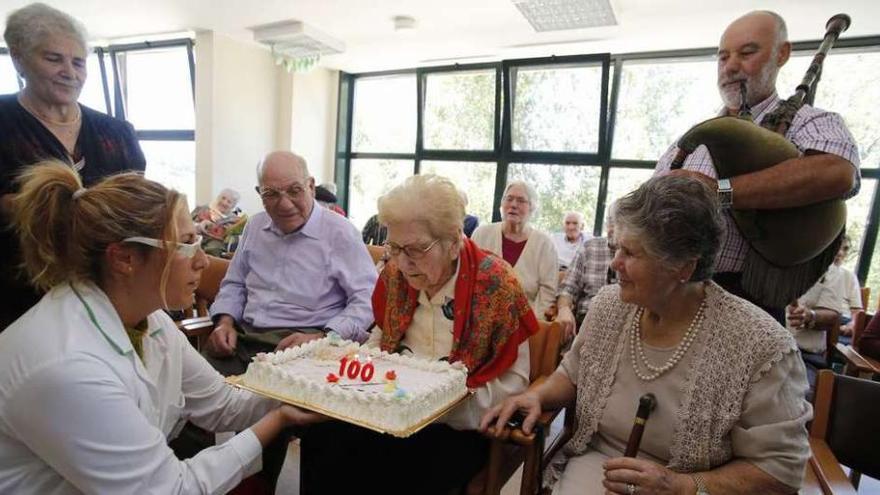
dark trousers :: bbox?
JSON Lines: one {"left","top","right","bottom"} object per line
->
{"left": 300, "top": 421, "right": 489, "bottom": 495}
{"left": 193, "top": 325, "right": 323, "bottom": 486}
{"left": 713, "top": 271, "right": 786, "bottom": 326}
{"left": 202, "top": 325, "right": 324, "bottom": 377}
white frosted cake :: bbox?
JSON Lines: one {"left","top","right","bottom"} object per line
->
{"left": 240, "top": 335, "right": 468, "bottom": 436}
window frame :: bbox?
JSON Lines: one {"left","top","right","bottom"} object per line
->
{"left": 338, "top": 35, "right": 880, "bottom": 282}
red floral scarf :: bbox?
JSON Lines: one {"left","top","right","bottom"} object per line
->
{"left": 372, "top": 237, "right": 538, "bottom": 388}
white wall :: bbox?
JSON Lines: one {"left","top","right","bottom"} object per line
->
{"left": 194, "top": 31, "right": 293, "bottom": 214}
{"left": 195, "top": 31, "right": 340, "bottom": 213}
{"left": 290, "top": 68, "right": 340, "bottom": 186}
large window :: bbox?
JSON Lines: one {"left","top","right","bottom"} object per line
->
{"left": 338, "top": 55, "right": 610, "bottom": 241}
{"left": 0, "top": 52, "right": 20, "bottom": 94}
{"left": 352, "top": 75, "right": 416, "bottom": 153}
{"left": 423, "top": 70, "right": 495, "bottom": 151}
{"left": 338, "top": 38, "right": 880, "bottom": 301}
{"left": 612, "top": 58, "right": 717, "bottom": 161}
{"left": 113, "top": 44, "right": 196, "bottom": 202}
{"left": 420, "top": 161, "right": 497, "bottom": 223}
{"left": 508, "top": 163, "right": 602, "bottom": 233}
{"left": 348, "top": 159, "right": 413, "bottom": 232}
{"left": 511, "top": 63, "right": 604, "bottom": 153}
{"left": 78, "top": 52, "right": 110, "bottom": 113}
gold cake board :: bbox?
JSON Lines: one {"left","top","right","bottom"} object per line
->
{"left": 226, "top": 375, "right": 469, "bottom": 438}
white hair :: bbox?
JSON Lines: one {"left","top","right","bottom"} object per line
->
{"left": 564, "top": 211, "right": 585, "bottom": 227}
{"left": 217, "top": 188, "right": 240, "bottom": 203}
{"left": 4, "top": 3, "right": 89, "bottom": 57}
{"left": 256, "top": 151, "right": 310, "bottom": 184}
{"left": 503, "top": 180, "right": 540, "bottom": 217}
{"left": 378, "top": 174, "right": 465, "bottom": 242}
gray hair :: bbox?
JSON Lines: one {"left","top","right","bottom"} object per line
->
{"left": 564, "top": 211, "right": 585, "bottom": 227}
{"left": 378, "top": 174, "right": 465, "bottom": 243}
{"left": 614, "top": 175, "right": 722, "bottom": 282}
{"left": 256, "top": 151, "right": 310, "bottom": 184}
{"left": 217, "top": 188, "right": 240, "bottom": 203}
{"left": 503, "top": 180, "right": 539, "bottom": 217}
{"left": 4, "top": 3, "right": 89, "bottom": 57}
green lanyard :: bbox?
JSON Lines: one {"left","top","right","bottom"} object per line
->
{"left": 71, "top": 283, "right": 145, "bottom": 359}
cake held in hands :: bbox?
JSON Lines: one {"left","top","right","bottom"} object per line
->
{"left": 240, "top": 335, "right": 469, "bottom": 436}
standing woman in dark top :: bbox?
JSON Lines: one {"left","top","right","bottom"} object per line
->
{"left": 0, "top": 3, "right": 146, "bottom": 330}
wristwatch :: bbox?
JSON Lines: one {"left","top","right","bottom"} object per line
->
{"left": 717, "top": 178, "right": 733, "bottom": 209}
{"left": 691, "top": 473, "right": 710, "bottom": 495}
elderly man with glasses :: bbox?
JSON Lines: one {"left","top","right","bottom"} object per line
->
{"left": 203, "top": 151, "right": 377, "bottom": 377}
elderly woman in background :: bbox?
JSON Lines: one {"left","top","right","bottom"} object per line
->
{"left": 300, "top": 174, "right": 538, "bottom": 494}
{"left": 192, "top": 188, "right": 244, "bottom": 256}
{"left": 472, "top": 180, "right": 558, "bottom": 316}
{"left": 0, "top": 3, "right": 145, "bottom": 329}
{"left": 482, "top": 176, "right": 811, "bottom": 495}
{"left": 0, "top": 161, "right": 319, "bottom": 494}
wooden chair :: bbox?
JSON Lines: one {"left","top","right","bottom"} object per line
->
{"left": 177, "top": 254, "right": 230, "bottom": 350}
{"left": 835, "top": 311, "right": 880, "bottom": 378}
{"left": 801, "top": 370, "right": 880, "bottom": 494}
{"left": 469, "top": 320, "right": 572, "bottom": 495}
{"left": 802, "top": 317, "right": 842, "bottom": 371}
{"left": 860, "top": 287, "right": 870, "bottom": 311}
{"left": 366, "top": 244, "right": 386, "bottom": 266}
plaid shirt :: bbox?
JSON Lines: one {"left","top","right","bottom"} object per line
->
{"left": 654, "top": 93, "right": 861, "bottom": 273}
{"left": 558, "top": 237, "right": 615, "bottom": 320}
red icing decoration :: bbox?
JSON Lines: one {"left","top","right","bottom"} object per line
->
{"left": 385, "top": 370, "right": 397, "bottom": 381}
{"left": 338, "top": 356, "right": 348, "bottom": 376}
{"left": 361, "top": 362, "right": 375, "bottom": 382}
{"left": 326, "top": 373, "right": 339, "bottom": 383}
{"left": 346, "top": 360, "right": 361, "bottom": 379}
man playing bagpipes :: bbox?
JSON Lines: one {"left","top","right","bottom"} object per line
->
{"left": 655, "top": 10, "right": 861, "bottom": 322}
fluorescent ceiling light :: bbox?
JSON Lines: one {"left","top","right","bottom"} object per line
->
{"left": 512, "top": 0, "right": 617, "bottom": 32}
{"left": 249, "top": 20, "right": 344, "bottom": 58}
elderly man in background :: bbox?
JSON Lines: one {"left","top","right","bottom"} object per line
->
{"left": 552, "top": 211, "right": 588, "bottom": 270}
{"left": 204, "top": 151, "right": 377, "bottom": 376}
{"left": 655, "top": 10, "right": 860, "bottom": 320}
{"left": 555, "top": 208, "right": 616, "bottom": 340}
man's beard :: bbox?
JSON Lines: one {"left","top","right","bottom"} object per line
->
{"left": 718, "top": 60, "right": 777, "bottom": 110}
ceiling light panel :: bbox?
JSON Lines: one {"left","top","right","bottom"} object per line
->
{"left": 250, "top": 20, "right": 344, "bottom": 57}
{"left": 512, "top": 0, "right": 617, "bottom": 32}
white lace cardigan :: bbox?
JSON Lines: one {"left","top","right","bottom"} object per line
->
{"left": 548, "top": 281, "right": 803, "bottom": 482}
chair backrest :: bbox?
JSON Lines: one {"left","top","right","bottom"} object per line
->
{"left": 822, "top": 318, "right": 842, "bottom": 366}
{"left": 528, "top": 320, "right": 563, "bottom": 383}
{"left": 195, "top": 255, "right": 230, "bottom": 316}
{"left": 366, "top": 244, "right": 385, "bottom": 266}
{"left": 812, "top": 370, "right": 880, "bottom": 481}
{"left": 860, "top": 286, "right": 870, "bottom": 310}
{"left": 852, "top": 310, "right": 868, "bottom": 350}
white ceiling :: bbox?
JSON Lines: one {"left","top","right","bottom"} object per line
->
{"left": 2, "top": 0, "right": 879, "bottom": 73}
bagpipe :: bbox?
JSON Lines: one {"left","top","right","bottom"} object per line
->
{"left": 670, "top": 14, "right": 852, "bottom": 307}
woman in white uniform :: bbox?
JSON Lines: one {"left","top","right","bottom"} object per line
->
{"left": 0, "top": 161, "right": 320, "bottom": 494}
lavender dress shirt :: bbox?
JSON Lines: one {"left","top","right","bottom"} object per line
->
{"left": 210, "top": 205, "right": 377, "bottom": 342}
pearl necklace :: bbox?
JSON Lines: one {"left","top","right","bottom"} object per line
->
{"left": 630, "top": 298, "right": 706, "bottom": 381}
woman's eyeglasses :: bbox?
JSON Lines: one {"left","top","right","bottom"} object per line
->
{"left": 123, "top": 235, "right": 203, "bottom": 258}
{"left": 502, "top": 195, "right": 529, "bottom": 205}
{"left": 384, "top": 239, "right": 440, "bottom": 260}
